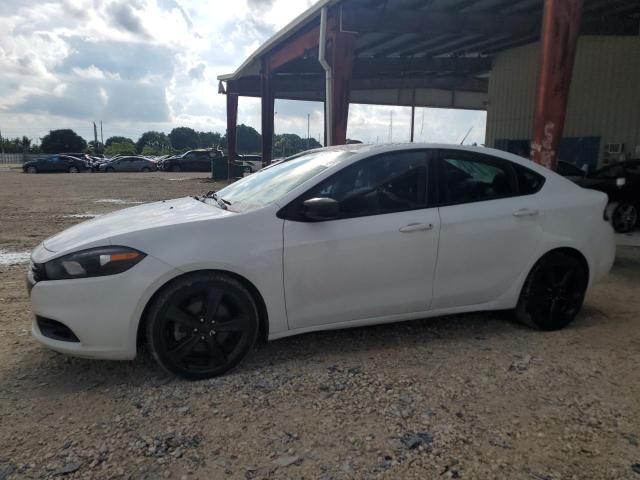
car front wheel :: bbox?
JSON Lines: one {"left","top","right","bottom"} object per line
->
{"left": 26, "top": 166, "right": 37, "bottom": 174}
{"left": 611, "top": 202, "right": 638, "bottom": 233}
{"left": 515, "top": 251, "right": 588, "bottom": 331}
{"left": 69, "top": 166, "right": 80, "bottom": 173}
{"left": 146, "top": 272, "right": 259, "bottom": 380}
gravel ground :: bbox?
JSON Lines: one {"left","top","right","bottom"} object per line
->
{"left": 1, "top": 170, "right": 639, "bottom": 480}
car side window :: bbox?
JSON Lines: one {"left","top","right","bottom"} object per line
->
{"left": 299, "top": 151, "right": 429, "bottom": 219}
{"left": 437, "top": 151, "right": 518, "bottom": 205}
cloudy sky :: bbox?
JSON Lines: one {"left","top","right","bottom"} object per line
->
{"left": 0, "top": 0, "right": 486, "bottom": 145}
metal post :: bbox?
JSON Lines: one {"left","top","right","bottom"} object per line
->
{"left": 410, "top": 89, "right": 416, "bottom": 143}
{"left": 530, "top": 0, "right": 583, "bottom": 170}
{"left": 261, "top": 58, "right": 274, "bottom": 166}
{"left": 226, "top": 94, "right": 238, "bottom": 180}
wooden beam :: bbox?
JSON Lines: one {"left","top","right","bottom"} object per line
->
{"left": 341, "top": 7, "right": 539, "bottom": 37}
{"left": 530, "top": 0, "right": 583, "bottom": 171}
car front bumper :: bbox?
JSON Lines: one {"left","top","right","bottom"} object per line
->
{"left": 28, "top": 254, "right": 180, "bottom": 360}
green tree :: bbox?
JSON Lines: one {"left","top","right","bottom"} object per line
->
{"left": 40, "top": 129, "right": 87, "bottom": 154}
{"left": 105, "top": 142, "right": 136, "bottom": 156}
{"left": 141, "top": 144, "right": 174, "bottom": 156}
{"left": 197, "top": 131, "right": 222, "bottom": 149}
{"left": 169, "top": 127, "right": 199, "bottom": 150}
{"left": 274, "top": 133, "right": 322, "bottom": 157}
{"left": 105, "top": 136, "right": 134, "bottom": 148}
{"left": 136, "top": 131, "right": 171, "bottom": 153}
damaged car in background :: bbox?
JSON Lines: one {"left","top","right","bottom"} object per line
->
{"left": 27, "top": 144, "right": 615, "bottom": 379}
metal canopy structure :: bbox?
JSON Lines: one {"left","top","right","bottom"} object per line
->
{"left": 218, "top": 0, "right": 640, "bottom": 166}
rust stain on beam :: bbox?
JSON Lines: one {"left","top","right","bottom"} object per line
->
{"left": 530, "top": 0, "right": 583, "bottom": 171}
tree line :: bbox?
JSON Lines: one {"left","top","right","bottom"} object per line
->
{"left": 2, "top": 125, "right": 322, "bottom": 158}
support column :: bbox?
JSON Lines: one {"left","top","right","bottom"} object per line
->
{"left": 226, "top": 94, "right": 238, "bottom": 180}
{"left": 328, "top": 29, "right": 355, "bottom": 146}
{"left": 410, "top": 89, "right": 416, "bottom": 143}
{"left": 530, "top": 0, "right": 583, "bottom": 170}
{"left": 261, "top": 58, "right": 275, "bottom": 166}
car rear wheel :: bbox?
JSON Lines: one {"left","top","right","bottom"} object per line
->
{"left": 69, "top": 166, "right": 80, "bottom": 173}
{"left": 515, "top": 251, "right": 588, "bottom": 331}
{"left": 146, "top": 272, "right": 259, "bottom": 380}
{"left": 611, "top": 202, "right": 638, "bottom": 233}
{"left": 171, "top": 165, "right": 181, "bottom": 172}
{"left": 26, "top": 166, "right": 37, "bottom": 174}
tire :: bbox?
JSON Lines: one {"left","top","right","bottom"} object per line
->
{"left": 26, "top": 166, "right": 37, "bottom": 174}
{"left": 106, "top": 167, "right": 115, "bottom": 173}
{"left": 146, "top": 272, "right": 259, "bottom": 380}
{"left": 69, "top": 166, "right": 79, "bottom": 173}
{"left": 611, "top": 202, "right": 638, "bottom": 233}
{"left": 141, "top": 167, "right": 151, "bottom": 173}
{"left": 171, "top": 165, "right": 181, "bottom": 172}
{"left": 515, "top": 251, "right": 588, "bottom": 331}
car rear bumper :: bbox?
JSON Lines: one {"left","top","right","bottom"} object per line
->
{"left": 28, "top": 255, "right": 180, "bottom": 360}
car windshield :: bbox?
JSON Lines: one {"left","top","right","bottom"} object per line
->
{"left": 214, "top": 149, "right": 353, "bottom": 212}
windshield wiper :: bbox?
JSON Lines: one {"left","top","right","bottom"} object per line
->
{"left": 204, "top": 191, "right": 230, "bottom": 210}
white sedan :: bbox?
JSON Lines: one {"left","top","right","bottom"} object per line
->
{"left": 28, "top": 144, "right": 615, "bottom": 379}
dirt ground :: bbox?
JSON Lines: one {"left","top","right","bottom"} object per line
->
{"left": 0, "top": 170, "right": 639, "bottom": 480}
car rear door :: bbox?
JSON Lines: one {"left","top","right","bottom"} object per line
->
{"left": 282, "top": 149, "right": 440, "bottom": 330}
{"left": 431, "top": 149, "right": 544, "bottom": 310}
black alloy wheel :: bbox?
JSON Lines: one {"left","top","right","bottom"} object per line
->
{"left": 146, "top": 272, "right": 259, "bottom": 380}
{"left": 611, "top": 202, "right": 638, "bottom": 233}
{"left": 68, "top": 166, "right": 80, "bottom": 173}
{"left": 515, "top": 251, "right": 588, "bottom": 331}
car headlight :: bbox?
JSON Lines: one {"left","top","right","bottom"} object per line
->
{"left": 44, "top": 246, "right": 146, "bottom": 280}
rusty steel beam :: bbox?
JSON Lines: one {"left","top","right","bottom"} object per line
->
{"left": 226, "top": 94, "right": 238, "bottom": 180}
{"left": 328, "top": 29, "right": 355, "bottom": 146}
{"left": 261, "top": 58, "right": 275, "bottom": 166}
{"left": 341, "top": 7, "right": 539, "bottom": 37}
{"left": 530, "top": 0, "right": 583, "bottom": 171}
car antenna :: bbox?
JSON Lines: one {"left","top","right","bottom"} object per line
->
{"left": 460, "top": 126, "right": 473, "bottom": 145}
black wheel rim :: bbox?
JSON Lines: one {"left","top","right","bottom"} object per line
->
{"left": 525, "top": 260, "right": 586, "bottom": 322}
{"left": 613, "top": 204, "right": 638, "bottom": 232}
{"left": 157, "top": 282, "right": 252, "bottom": 374}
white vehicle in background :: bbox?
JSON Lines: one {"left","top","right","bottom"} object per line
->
{"left": 27, "top": 144, "right": 615, "bottom": 379}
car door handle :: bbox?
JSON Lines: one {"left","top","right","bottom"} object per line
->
{"left": 399, "top": 223, "right": 434, "bottom": 233}
{"left": 513, "top": 208, "right": 540, "bottom": 218}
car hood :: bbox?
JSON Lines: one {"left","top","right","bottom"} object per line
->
{"left": 42, "top": 197, "right": 232, "bottom": 254}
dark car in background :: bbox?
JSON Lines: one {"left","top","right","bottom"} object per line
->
{"left": 211, "top": 156, "right": 252, "bottom": 180}
{"left": 22, "top": 155, "right": 91, "bottom": 174}
{"left": 159, "top": 149, "right": 222, "bottom": 172}
{"left": 576, "top": 160, "right": 640, "bottom": 233}
{"left": 98, "top": 156, "right": 158, "bottom": 172}
{"left": 237, "top": 154, "right": 263, "bottom": 173}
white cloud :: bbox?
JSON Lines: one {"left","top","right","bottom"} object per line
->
{"left": 0, "top": 0, "right": 486, "bottom": 147}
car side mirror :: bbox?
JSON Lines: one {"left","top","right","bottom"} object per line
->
{"left": 303, "top": 197, "right": 340, "bottom": 221}
{"left": 616, "top": 177, "right": 627, "bottom": 188}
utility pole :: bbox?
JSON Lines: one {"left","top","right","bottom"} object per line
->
{"left": 100, "top": 121, "right": 104, "bottom": 152}
{"left": 388, "top": 111, "right": 393, "bottom": 143}
{"left": 93, "top": 122, "right": 98, "bottom": 154}
{"left": 307, "top": 113, "right": 310, "bottom": 150}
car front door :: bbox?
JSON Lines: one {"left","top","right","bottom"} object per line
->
{"left": 431, "top": 149, "right": 544, "bottom": 310}
{"left": 282, "top": 150, "right": 440, "bottom": 330}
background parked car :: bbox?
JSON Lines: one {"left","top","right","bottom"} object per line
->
{"left": 98, "top": 156, "right": 158, "bottom": 172}
{"left": 159, "top": 149, "right": 222, "bottom": 172}
{"left": 576, "top": 160, "right": 640, "bottom": 233}
{"left": 237, "top": 154, "right": 263, "bottom": 173}
{"left": 557, "top": 160, "right": 587, "bottom": 181}
{"left": 211, "top": 156, "right": 252, "bottom": 180}
{"left": 23, "top": 155, "right": 91, "bottom": 174}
